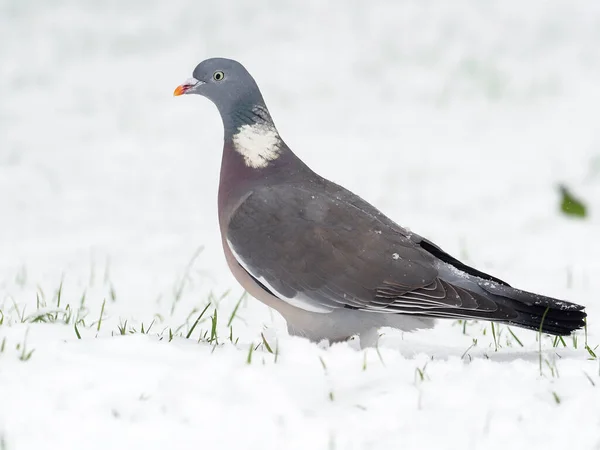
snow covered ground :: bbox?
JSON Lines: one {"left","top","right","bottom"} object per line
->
{"left": 1, "top": 0, "right": 600, "bottom": 448}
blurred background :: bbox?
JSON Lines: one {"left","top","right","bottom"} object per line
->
{"left": 1, "top": 0, "right": 599, "bottom": 324}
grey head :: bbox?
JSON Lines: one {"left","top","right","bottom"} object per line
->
{"left": 174, "top": 57, "right": 275, "bottom": 138}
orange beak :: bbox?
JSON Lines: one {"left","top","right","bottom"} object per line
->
{"left": 173, "top": 84, "right": 188, "bottom": 96}
{"left": 173, "top": 78, "right": 201, "bottom": 97}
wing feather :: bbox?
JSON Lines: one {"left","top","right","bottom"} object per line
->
{"left": 227, "top": 181, "right": 505, "bottom": 319}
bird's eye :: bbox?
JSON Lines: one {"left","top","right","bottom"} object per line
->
{"left": 213, "top": 71, "right": 224, "bottom": 81}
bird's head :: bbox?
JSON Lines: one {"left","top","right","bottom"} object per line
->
{"left": 174, "top": 58, "right": 262, "bottom": 114}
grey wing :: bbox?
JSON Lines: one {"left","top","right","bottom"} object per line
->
{"left": 226, "top": 182, "right": 501, "bottom": 316}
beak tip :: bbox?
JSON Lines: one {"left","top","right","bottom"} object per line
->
{"left": 173, "top": 85, "right": 186, "bottom": 97}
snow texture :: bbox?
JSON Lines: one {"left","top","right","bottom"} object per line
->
{"left": 1, "top": 1, "right": 600, "bottom": 449}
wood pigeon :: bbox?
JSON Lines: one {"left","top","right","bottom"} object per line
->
{"left": 174, "top": 58, "right": 586, "bottom": 347}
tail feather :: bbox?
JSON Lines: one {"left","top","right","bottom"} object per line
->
{"left": 479, "top": 281, "right": 586, "bottom": 336}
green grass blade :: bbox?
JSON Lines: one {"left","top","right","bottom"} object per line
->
{"left": 538, "top": 307, "right": 550, "bottom": 376}
{"left": 227, "top": 292, "right": 245, "bottom": 327}
{"left": 56, "top": 277, "right": 63, "bottom": 308}
{"left": 507, "top": 327, "right": 523, "bottom": 347}
{"left": 585, "top": 344, "right": 597, "bottom": 359}
{"left": 209, "top": 309, "right": 218, "bottom": 343}
{"left": 261, "top": 333, "right": 273, "bottom": 354}
{"left": 97, "top": 299, "right": 106, "bottom": 332}
{"left": 246, "top": 342, "right": 254, "bottom": 364}
{"left": 583, "top": 371, "right": 596, "bottom": 387}
{"left": 559, "top": 184, "right": 587, "bottom": 218}
{"left": 186, "top": 303, "right": 211, "bottom": 339}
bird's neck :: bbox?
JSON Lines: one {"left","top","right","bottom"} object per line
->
{"left": 217, "top": 102, "right": 313, "bottom": 221}
{"left": 221, "top": 100, "right": 286, "bottom": 170}
{"left": 220, "top": 92, "right": 274, "bottom": 136}
{"left": 222, "top": 100, "right": 274, "bottom": 134}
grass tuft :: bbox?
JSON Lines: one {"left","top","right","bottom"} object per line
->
{"left": 585, "top": 344, "right": 597, "bottom": 360}
{"left": 117, "top": 320, "right": 128, "bottom": 335}
{"left": 414, "top": 362, "right": 429, "bottom": 384}
{"left": 552, "top": 335, "right": 567, "bottom": 348}
{"left": 141, "top": 324, "right": 155, "bottom": 335}
{"left": 17, "top": 330, "right": 34, "bottom": 362}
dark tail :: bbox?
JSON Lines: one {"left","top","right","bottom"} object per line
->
{"left": 479, "top": 282, "right": 586, "bottom": 336}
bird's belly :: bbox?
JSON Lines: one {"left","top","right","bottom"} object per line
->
{"left": 285, "top": 308, "right": 436, "bottom": 343}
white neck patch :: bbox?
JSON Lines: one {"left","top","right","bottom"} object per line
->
{"left": 232, "top": 123, "right": 282, "bottom": 169}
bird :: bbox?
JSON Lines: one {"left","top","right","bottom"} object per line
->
{"left": 174, "top": 57, "right": 586, "bottom": 348}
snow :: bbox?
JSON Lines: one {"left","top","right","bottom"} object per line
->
{"left": 1, "top": 0, "right": 600, "bottom": 448}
